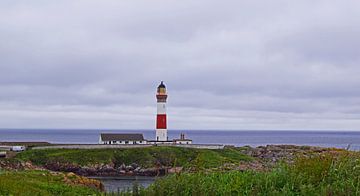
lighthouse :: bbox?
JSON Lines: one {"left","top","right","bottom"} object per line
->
{"left": 156, "top": 81, "right": 168, "bottom": 141}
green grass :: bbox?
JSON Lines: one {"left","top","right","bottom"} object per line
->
{"left": 9, "top": 147, "right": 360, "bottom": 195}
{"left": 128, "top": 152, "right": 360, "bottom": 195}
{"left": 16, "top": 147, "right": 252, "bottom": 169}
{"left": 0, "top": 170, "right": 100, "bottom": 196}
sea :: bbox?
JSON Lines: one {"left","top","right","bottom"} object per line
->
{"left": 2, "top": 129, "right": 360, "bottom": 192}
{"left": 1, "top": 129, "right": 360, "bottom": 150}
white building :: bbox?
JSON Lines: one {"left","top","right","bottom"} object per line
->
{"left": 173, "top": 133, "right": 192, "bottom": 144}
{"left": 173, "top": 139, "right": 192, "bottom": 145}
{"left": 99, "top": 133, "right": 147, "bottom": 145}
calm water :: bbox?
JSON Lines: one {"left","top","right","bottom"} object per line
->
{"left": 89, "top": 176, "right": 156, "bottom": 193}
{"left": 1, "top": 129, "right": 360, "bottom": 150}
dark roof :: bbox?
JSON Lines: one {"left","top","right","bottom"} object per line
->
{"left": 100, "top": 133, "right": 145, "bottom": 141}
{"left": 158, "top": 81, "right": 166, "bottom": 88}
{"left": 173, "top": 139, "right": 192, "bottom": 141}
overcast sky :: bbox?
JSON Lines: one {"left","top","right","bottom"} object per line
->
{"left": 0, "top": 0, "right": 360, "bottom": 130}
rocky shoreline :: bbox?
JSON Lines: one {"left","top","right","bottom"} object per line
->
{"left": 44, "top": 161, "right": 173, "bottom": 177}
{"left": 0, "top": 157, "right": 182, "bottom": 177}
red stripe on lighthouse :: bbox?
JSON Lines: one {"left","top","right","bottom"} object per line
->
{"left": 156, "top": 114, "right": 167, "bottom": 129}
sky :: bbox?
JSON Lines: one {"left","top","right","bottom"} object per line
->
{"left": 0, "top": 0, "right": 360, "bottom": 130}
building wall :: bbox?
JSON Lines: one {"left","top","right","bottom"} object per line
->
{"left": 147, "top": 140, "right": 173, "bottom": 145}
{"left": 175, "top": 140, "right": 192, "bottom": 145}
{"left": 99, "top": 139, "right": 147, "bottom": 145}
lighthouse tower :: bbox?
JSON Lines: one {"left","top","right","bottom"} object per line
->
{"left": 156, "top": 81, "right": 168, "bottom": 141}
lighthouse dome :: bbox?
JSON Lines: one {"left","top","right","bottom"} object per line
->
{"left": 158, "top": 81, "right": 166, "bottom": 88}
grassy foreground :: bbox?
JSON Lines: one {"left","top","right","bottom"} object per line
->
{"left": 16, "top": 146, "right": 252, "bottom": 169}
{"left": 127, "top": 152, "right": 360, "bottom": 195}
{"left": 9, "top": 146, "right": 360, "bottom": 195}
{"left": 0, "top": 170, "right": 101, "bottom": 195}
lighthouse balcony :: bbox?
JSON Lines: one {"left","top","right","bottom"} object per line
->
{"left": 156, "top": 94, "right": 167, "bottom": 99}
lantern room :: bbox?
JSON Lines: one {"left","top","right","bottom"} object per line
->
{"left": 157, "top": 81, "right": 166, "bottom": 95}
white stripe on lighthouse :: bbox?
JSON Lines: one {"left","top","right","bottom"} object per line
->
{"left": 157, "top": 103, "right": 166, "bottom": 114}
{"left": 156, "top": 129, "right": 167, "bottom": 141}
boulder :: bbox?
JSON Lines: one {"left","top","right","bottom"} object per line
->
{"left": 126, "top": 165, "right": 134, "bottom": 171}
{"left": 118, "top": 163, "right": 126, "bottom": 170}
{"left": 134, "top": 167, "right": 141, "bottom": 173}
{"left": 131, "top": 163, "right": 139, "bottom": 169}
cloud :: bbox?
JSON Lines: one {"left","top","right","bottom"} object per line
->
{"left": 0, "top": 0, "right": 360, "bottom": 130}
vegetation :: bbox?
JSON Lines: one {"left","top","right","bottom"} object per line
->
{"left": 0, "top": 170, "right": 100, "bottom": 195}
{"left": 11, "top": 146, "right": 360, "bottom": 195}
{"left": 16, "top": 147, "right": 252, "bottom": 169}
{"left": 126, "top": 152, "right": 360, "bottom": 195}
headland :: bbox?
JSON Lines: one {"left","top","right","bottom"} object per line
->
{"left": 1, "top": 143, "right": 358, "bottom": 194}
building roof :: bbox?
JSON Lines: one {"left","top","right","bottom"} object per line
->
{"left": 173, "top": 139, "right": 192, "bottom": 141}
{"left": 100, "top": 133, "right": 145, "bottom": 141}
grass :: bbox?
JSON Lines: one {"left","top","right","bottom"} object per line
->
{"left": 8, "top": 147, "right": 360, "bottom": 195}
{"left": 125, "top": 152, "right": 360, "bottom": 195}
{"left": 15, "top": 146, "right": 253, "bottom": 169}
{"left": 0, "top": 170, "right": 100, "bottom": 195}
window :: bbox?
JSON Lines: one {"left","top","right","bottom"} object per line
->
{"left": 125, "top": 141, "right": 129, "bottom": 144}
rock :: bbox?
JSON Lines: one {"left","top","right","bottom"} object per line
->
{"left": 126, "top": 165, "right": 134, "bottom": 171}
{"left": 119, "top": 163, "right": 126, "bottom": 170}
{"left": 158, "top": 168, "right": 166, "bottom": 175}
{"left": 138, "top": 168, "right": 158, "bottom": 176}
{"left": 67, "top": 172, "right": 76, "bottom": 177}
{"left": 100, "top": 165, "right": 116, "bottom": 173}
{"left": 131, "top": 163, "right": 139, "bottom": 169}
{"left": 168, "top": 167, "right": 183, "bottom": 174}
{"left": 78, "top": 167, "right": 97, "bottom": 176}
{"left": 134, "top": 167, "right": 141, "bottom": 173}
{"left": 63, "top": 172, "right": 104, "bottom": 191}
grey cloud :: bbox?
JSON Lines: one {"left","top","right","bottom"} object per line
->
{"left": 0, "top": 0, "right": 360, "bottom": 129}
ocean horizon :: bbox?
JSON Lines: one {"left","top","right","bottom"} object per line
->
{"left": 1, "top": 129, "right": 360, "bottom": 150}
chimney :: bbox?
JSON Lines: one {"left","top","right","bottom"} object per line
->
{"left": 180, "top": 133, "right": 185, "bottom": 140}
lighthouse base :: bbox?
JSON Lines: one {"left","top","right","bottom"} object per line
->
{"left": 155, "top": 129, "right": 168, "bottom": 141}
